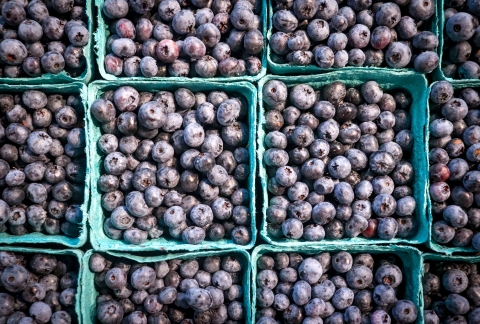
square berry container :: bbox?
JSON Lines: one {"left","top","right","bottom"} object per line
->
{"left": 86, "top": 80, "right": 257, "bottom": 252}
{"left": 251, "top": 244, "right": 423, "bottom": 324}
{"left": 266, "top": 0, "right": 439, "bottom": 76}
{"left": 0, "top": 1, "right": 94, "bottom": 85}
{"left": 421, "top": 252, "right": 480, "bottom": 319}
{"left": 0, "top": 246, "right": 84, "bottom": 323}
{"left": 426, "top": 80, "right": 480, "bottom": 254}
{"left": 0, "top": 82, "right": 90, "bottom": 248}
{"left": 93, "top": 0, "right": 267, "bottom": 82}
{"left": 81, "top": 248, "right": 251, "bottom": 323}
{"left": 257, "top": 70, "right": 429, "bottom": 247}
{"left": 431, "top": 0, "right": 480, "bottom": 84}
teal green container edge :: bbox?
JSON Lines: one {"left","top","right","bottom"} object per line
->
{"left": 0, "top": 83, "right": 90, "bottom": 248}
{"left": 87, "top": 80, "right": 257, "bottom": 252}
{"left": 251, "top": 244, "right": 424, "bottom": 324}
{"left": 0, "top": 1, "right": 93, "bottom": 85}
{"left": 426, "top": 80, "right": 480, "bottom": 254}
{"left": 93, "top": 0, "right": 267, "bottom": 82}
{"left": 431, "top": 0, "right": 480, "bottom": 84}
{"left": 422, "top": 252, "right": 480, "bottom": 264}
{"left": 0, "top": 246, "right": 84, "bottom": 323}
{"left": 257, "top": 71, "right": 429, "bottom": 247}
{"left": 81, "top": 249, "right": 251, "bottom": 324}
{"left": 266, "top": 0, "right": 438, "bottom": 76}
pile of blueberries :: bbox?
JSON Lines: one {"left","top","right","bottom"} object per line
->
{"left": 429, "top": 81, "right": 480, "bottom": 251}
{"left": 423, "top": 260, "right": 480, "bottom": 323}
{"left": 91, "top": 253, "right": 246, "bottom": 324}
{"left": 91, "top": 86, "right": 252, "bottom": 246}
{"left": 0, "top": 90, "right": 86, "bottom": 238}
{"left": 255, "top": 251, "right": 418, "bottom": 324}
{"left": 441, "top": 0, "right": 480, "bottom": 79}
{"left": 262, "top": 79, "right": 417, "bottom": 242}
{"left": 269, "top": 0, "right": 439, "bottom": 73}
{"left": 0, "top": 0, "right": 90, "bottom": 78}
{"left": 102, "top": 0, "right": 263, "bottom": 78}
{"left": 0, "top": 251, "right": 79, "bottom": 323}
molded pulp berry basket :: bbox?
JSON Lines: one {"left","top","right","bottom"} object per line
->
{"left": 431, "top": 0, "right": 480, "bottom": 84}
{"left": 87, "top": 80, "right": 257, "bottom": 252}
{"left": 0, "top": 83, "right": 90, "bottom": 248}
{"left": 421, "top": 252, "right": 480, "bottom": 316}
{"left": 81, "top": 249, "right": 251, "bottom": 324}
{"left": 266, "top": 0, "right": 439, "bottom": 75}
{"left": 257, "top": 71, "right": 429, "bottom": 247}
{"left": 0, "top": 1, "right": 94, "bottom": 85}
{"left": 0, "top": 246, "right": 84, "bottom": 323}
{"left": 251, "top": 244, "right": 423, "bottom": 324}
{"left": 426, "top": 80, "right": 480, "bottom": 254}
{"left": 93, "top": 0, "right": 267, "bottom": 82}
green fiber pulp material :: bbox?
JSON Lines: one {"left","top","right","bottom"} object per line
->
{"left": 81, "top": 249, "right": 251, "bottom": 324}
{"left": 0, "top": 1, "right": 93, "bottom": 85}
{"left": 426, "top": 81, "right": 480, "bottom": 254}
{"left": 422, "top": 252, "right": 480, "bottom": 268}
{"left": 93, "top": 0, "right": 267, "bottom": 82}
{"left": 87, "top": 80, "right": 257, "bottom": 252}
{"left": 251, "top": 244, "right": 423, "bottom": 324}
{"left": 0, "top": 246, "right": 84, "bottom": 323}
{"left": 0, "top": 83, "right": 90, "bottom": 248}
{"left": 431, "top": 0, "right": 477, "bottom": 84}
{"left": 266, "top": 0, "right": 438, "bottom": 76}
{"left": 257, "top": 71, "right": 429, "bottom": 246}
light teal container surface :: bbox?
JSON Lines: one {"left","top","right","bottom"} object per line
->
{"left": 87, "top": 80, "right": 257, "bottom": 252}
{"left": 431, "top": 0, "right": 479, "bottom": 84}
{"left": 81, "top": 249, "right": 251, "bottom": 324}
{"left": 94, "top": 0, "right": 267, "bottom": 82}
{"left": 257, "top": 71, "right": 429, "bottom": 247}
{"left": 266, "top": 0, "right": 438, "bottom": 76}
{"left": 422, "top": 252, "right": 480, "bottom": 267}
{"left": 426, "top": 80, "right": 480, "bottom": 254}
{"left": 0, "top": 83, "right": 90, "bottom": 248}
{"left": 0, "top": 246, "right": 84, "bottom": 323}
{"left": 251, "top": 244, "right": 423, "bottom": 324}
{"left": 0, "top": 1, "right": 94, "bottom": 85}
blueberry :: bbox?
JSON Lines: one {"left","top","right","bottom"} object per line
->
{"left": 97, "top": 300, "right": 124, "bottom": 324}
{"left": 385, "top": 42, "right": 411, "bottom": 68}
{"left": 459, "top": 61, "right": 480, "bottom": 79}
{"left": 307, "top": 19, "right": 330, "bottom": 42}
{"left": 390, "top": 300, "right": 418, "bottom": 323}
{"left": 331, "top": 287, "right": 354, "bottom": 310}
{"left": 443, "top": 269, "right": 469, "bottom": 293}
{"left": 314, "top": 46, "right": 334, "bottom": 68}
{"left": 447, "top": 13, "right": 476, "bottom": 42}
{"left": 414, "top": 51, "right": 440, "bottom": 74}
{"left": 282, "top": 218, "right": 303, "bottom": 239}
{"left": 376, "top": 217, "right": 398, "bottom": 240}
{"left": 273, "top": 10, "right": 298, "bottom": 33}
{"left": 0, "top": 39, "right": 28, "bottom": 66}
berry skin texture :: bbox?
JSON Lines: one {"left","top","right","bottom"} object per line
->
{"left": 0, "top": 0, "right": 90, "bottom": 79}
{"left": 0, "top": 252, "right": 80, "bottom": 323}
{"left": 268, "top": 0, "right": 439, "bottom": 73}
{"left": 429, "top": 82, "right": 480, "bottom": 250}
{"left": 93, "top": 86, "right": 252, "bottom": 246}
{"left": 0, "top": 89, "right": 85, "bottom": 238}
{"left": 92, "top": 254, "right": 246, "bottom": 323}
{"left": 100, "top": 0, "right": 263, "bottom": 79}
{"left": 263, "top": 80, "right": 417, "bottom": 242}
